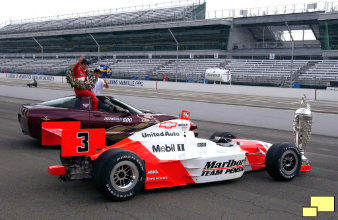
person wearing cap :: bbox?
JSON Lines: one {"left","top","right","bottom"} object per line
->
{"left": 72, "top": 56, "right": 98, "bottom": 111}
{"left": 92, "top": 68, "right": 109, "bottom": 96}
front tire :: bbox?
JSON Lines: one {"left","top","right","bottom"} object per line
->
{"left": 93, "top": 149, "right": 145, "bottom": 201}
{"left": 265, "top": 143, "right": 301, "bottom": 181}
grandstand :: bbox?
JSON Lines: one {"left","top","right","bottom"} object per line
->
{"left": 299, "top": 60, "right": 338, "bottom": 86}
{"left": 90, "top": 59, "right": 168, "bottom": 78}
{"left": 0, "top": 58, "right": 75, "bottom": 75}
{"left": 0, "top": 4, "right": 202, "bottom": 35}
{"left": 1, "top": 0, "right": 338, "bottom": 88}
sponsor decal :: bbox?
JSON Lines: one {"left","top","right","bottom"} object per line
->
{"left": 41, "top": 116, "right": 51, "bottom": 121}
{"left": 207, "top": 73, "right": 221, "bottom": 77}
{"left": 152, "top": 144, "right": 185, "bottom": 153}
{"left": 6, "top": 74, "right": 54, "bottom": 81}
{"left": 183, "top": 112, "right": 190, "bottom": 117}
{"left": 177, "top": 123, "right": 188, "bottom": 127}
{"left": 122, "top": 118, "right": 132, "bottom": 123}
{"left": 104, "top": 117, "right": 120, "bottom": 121}
{"left": 146, "top": 176, "right": 168, "bottom": 181}
{"left": 180, "top": 110, "right": 190, "bottom": 120}
{"left": 82, "top": 104, "right": 90, "bottom": 109}
{"left": 141, "top": 131, "right": 179, "bottom": 138}
{"left": 159, "top": 121, "right": 177, "bottom": 129}
{"left": 201, "top": 159, "right": 245, "bottom": 176}
{"left": 147, "top": 170, "right": 158, "bottom": 174}
{"left": 108, "top": 79, "right": 143, "bottom": 87}
{"left": 197, "top": 142, "right": 206, "bottom": 147}
{"left": 103, "top": 117, "right": 132, "bottom": 122}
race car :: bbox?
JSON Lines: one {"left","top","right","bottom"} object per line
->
{"left": 18, "top": 95, "right": 198, "bottom": 142}
{"left": 45, "top": 109, "right": 311, "bottom": 201}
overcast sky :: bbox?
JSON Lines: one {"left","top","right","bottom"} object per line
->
{"left": 0, "top": 0, "right": 329, "bottom": 25}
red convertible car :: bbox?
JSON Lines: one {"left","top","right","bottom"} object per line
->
{"left": 18, "top": 95, "right": 198, "bottom": 142}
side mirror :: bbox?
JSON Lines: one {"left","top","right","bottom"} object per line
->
{"left": 122, "top": 110, "right": 131, "bottom": 116}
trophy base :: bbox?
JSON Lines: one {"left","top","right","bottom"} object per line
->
{"left": 300, "top": 154, "right": 311, "bottom": 172}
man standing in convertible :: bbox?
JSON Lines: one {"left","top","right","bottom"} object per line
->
{"left": 73, "top": 56, "right": 98, "bottom": 111}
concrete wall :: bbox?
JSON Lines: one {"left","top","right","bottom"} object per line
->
{"left": 1, "top": 73, "right": 337, "bottom": 101}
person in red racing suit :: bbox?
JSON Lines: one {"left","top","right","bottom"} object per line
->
{"left": 73, "top": 56, "right": 98, "bottom": 111}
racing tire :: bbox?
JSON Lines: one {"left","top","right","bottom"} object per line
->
{"left": 93, "top": 149, "right": 145, "bottom": 201}
{"left": 265, "top": 142, "right": 301, "bottom": 181}
{"left": 209, "top": 131, "right": 237, "bottom": 139}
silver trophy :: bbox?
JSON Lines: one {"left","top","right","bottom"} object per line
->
{"left": 293, "top": 95, "right": 312, "bottom": 166}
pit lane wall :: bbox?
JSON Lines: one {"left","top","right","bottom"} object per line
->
{"left": 1, "top": 73, "right": 337, "bottom": 101}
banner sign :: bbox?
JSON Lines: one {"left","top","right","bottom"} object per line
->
{"left": 108, "top": 79, "right": 144, "bottom": 87}
{"left": 5, "top": 73, "right": 55, "bottom": 81}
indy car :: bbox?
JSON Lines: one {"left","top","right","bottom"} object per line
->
{"left": 18, "top": 95, "right": 197, "bottom": 142}
{"left": 46, "top": 97, "right": 312, "bottom": 201}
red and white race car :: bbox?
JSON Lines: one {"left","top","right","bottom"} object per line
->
{"left": 45, "top": 109, "right": 311, "bottom": 201}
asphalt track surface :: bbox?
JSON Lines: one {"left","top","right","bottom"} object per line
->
{"left": 0, "top": 95, "right": 337, "bottom": 219}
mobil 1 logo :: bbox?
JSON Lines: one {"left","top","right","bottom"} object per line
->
{"left": 152, "top": 144, "right": 185, "bottom": 153}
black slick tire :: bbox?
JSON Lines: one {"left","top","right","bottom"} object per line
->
{"left": 265, "top": 142, "right": 301, "bottom": 181}
{"left": 93, "top": 148, "right": 145, "bottom": 201}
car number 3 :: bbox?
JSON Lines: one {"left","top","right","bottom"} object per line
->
{"left": 77, "top": 132, "right": 89, "bottom": 153}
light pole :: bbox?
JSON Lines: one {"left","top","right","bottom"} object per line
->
{"left": 89, "top": 33, "right": 100, "bottom": 63}
{"left": 285, "top": 22, "right": 295, "bottom": 83}
{"left": 32, "top": 37, "right": 43, "bottom": 60}
{"left": 168, "top": 28, "right": 179, "bottom": 82}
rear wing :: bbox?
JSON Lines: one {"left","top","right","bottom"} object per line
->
{"left": 42, "top": 122, "right": 105, "bottom": 157}
{"left": 42, "top": 122, "right": 80, "bottom": 146}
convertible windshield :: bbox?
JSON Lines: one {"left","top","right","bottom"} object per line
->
{"left": 111, "top": 98, "right": 143, "bottom": 114}
{"left": 40, "top": 96, "right": 81, "bottom": 109}
{"left": 95, "top": 96, "right": 143, "bottom": 114}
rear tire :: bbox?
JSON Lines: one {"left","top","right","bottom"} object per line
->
{"left": 265, "top": 143, "right": 301, "bottom": 181}
{"left": 93, "top": 149, "right": 145, "bottom": 201}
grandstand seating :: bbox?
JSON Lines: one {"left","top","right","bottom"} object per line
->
{"left": 155, "top": 59, "right": 224, "bottom": 81}
{"left": 90, "top": 59, "right": 168, "bottom": 78}
{"left": 0, "top": 58, "right": 224, "bottom": 81}
{"left": 226, "top": 60, "right": 309, "bottom": 85}
{"left": 0, "top": 5, "right": 199, "bottom": 34}
{"left": 299, "top": 60, "right": 338, "bottom": 86}
{"left": 0, "top": 58, "right": 75, "bottom": 75}
{"left": 0, "top": 59, "right": 34, "bottom": 73}
{"left": 1, "top": 58, "right": 338, "bottom": 87}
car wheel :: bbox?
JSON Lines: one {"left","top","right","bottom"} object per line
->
{"left": 209, "top": 131, "right": 237, "bottom": 139}
{"left": 93, "top": 149, "right": 145, "bottom": 201}
{"left": 265, "top": 143, "right": 301, "bottom": 181}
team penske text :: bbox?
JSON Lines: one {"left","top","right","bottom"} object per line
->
{"left": 201, "top": 159, "right": 246, "bottom": 176}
